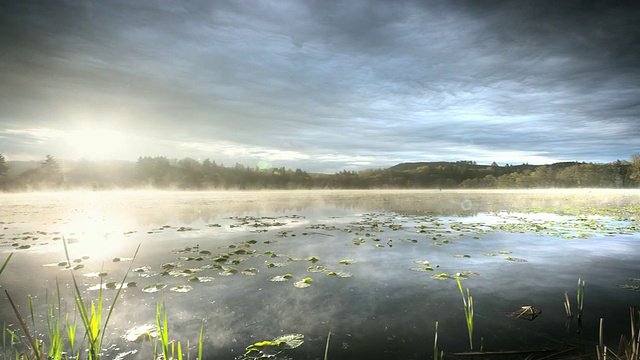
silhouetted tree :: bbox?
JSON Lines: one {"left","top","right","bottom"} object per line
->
{"left": 630, "top": 154, "right": 640, "bottom": 186}
{"left": 0, "top": 153, "right": 8, "bottom": 188}
{"left": 40, "top": 154, "right": 63, "bottom": 186}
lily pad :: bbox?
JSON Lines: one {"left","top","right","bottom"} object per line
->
{"left": 307, "top": 265, "right": 328, "bottom": 273}
{"left": 338, "top": 259, "right": 357, "bottom": 265}
{"left": 124, "top": 324, "right": 157, "bottom": 343}
{"left": 241, "top": 268, "right": 259, "bottom": 276}
{"left": 142, "top": 283, "right": 167, "bottom": 293}
{"left": 265, "top": 262, "right": 288, "bottom": 268}
{"left": 170, "top": 285, "right": 193, "bottom": 293}
{"left": 267, "top": 274, "right": 293, "bottom": 282}
{"left": 243, "top": 334, "right": 304, "bottom": 359}
{"left": 83, "top": 272, "right": 108, "bottom": 278}
{"left": 294, "top": 277, "right": 313, "bottom": 288}
{"left": 431, "top": 273, "right": 451, "bottom": 280}
{"left": 326, "top": 271, "right": 352, "bottom": 278}
{"left": 219, "top": 267, "right": 239, "bottom": 276}
{"left": 410, "top": 266, "right": 434, "bottom": 272}
{"left": 272, "top": 333, "right": 304, "bottom": 349}
{"left": 505, "top": 257, "right": 528, "bottom": 262}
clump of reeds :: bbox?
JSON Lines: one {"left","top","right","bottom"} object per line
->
{"left": 616, "top": 307, "right": 640, "bottom": 360}
{"left": 155, "top": 300, "right": 205, "bottom": 360}
{"left": 594, "top": 307, "right": 640, "bottom": 360}
{"left": 456, "top": 277, "right": 474, "bottom": 350}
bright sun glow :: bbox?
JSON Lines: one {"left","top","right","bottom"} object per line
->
{"left": 65, "top": 129, "right": 127, "bottom": 160}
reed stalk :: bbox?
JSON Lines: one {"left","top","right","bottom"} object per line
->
{"left": 198, "top": 320, "right": 205, "bottom": 360}
{"left": 433, "top": 321, "right": 444, "bottom": 360}
{"left": 577, "top": 278, "right": 585, "bottom": 319}
{"left": 456, "top": 277, "right": 474, "bottom": 350}
{"left": 564, "top": 291, "right": 572, "bottom": 318}
{"left": 324, "top": 331, "right": 332, "bottom": 360}
{"left": 156, "top": 300, "right": 171, "bottom": 360}
{"left": 0, "top": 252, "right": 13, "bottom": 278}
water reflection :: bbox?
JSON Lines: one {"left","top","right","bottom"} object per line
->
{"left": 1, "top": 190, "right": 639, "bottom": 359}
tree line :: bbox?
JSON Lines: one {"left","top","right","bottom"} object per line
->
{"left": 1, "top": 153, "right": 640, "bottom": 191}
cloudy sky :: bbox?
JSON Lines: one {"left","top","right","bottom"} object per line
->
{"left": 1, "top": 0, "right": 639, "bottom": 173}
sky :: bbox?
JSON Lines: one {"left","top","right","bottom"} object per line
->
{"left": 1, "top": 0, "right": 639, "bottom": 173}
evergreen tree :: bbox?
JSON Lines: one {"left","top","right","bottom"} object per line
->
{"left": 0, "top": 153, "right": 8, "bottom": 188}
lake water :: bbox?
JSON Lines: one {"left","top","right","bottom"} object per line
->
{"left": 1, "top": 189, "right": 639, "bottom": 359}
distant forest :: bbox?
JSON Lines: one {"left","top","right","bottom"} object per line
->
{"left": 1, "top": 153, "right": 640, "bottom": 191}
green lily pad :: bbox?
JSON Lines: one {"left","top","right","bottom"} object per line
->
{"left": 326, "top": 271, "right": 352, "bottom": 278}
{"left": 124, "top": 324, "right": 157, "bottom": 343}
{"left": 307, "top": 265, "right": 328, "bottom": 273}
{"left": 265, "top": 262, "right": 288, "bottom": 268}
{"left": 241, "top": 268, "right": 259, "bottom": 276}
{"left": 410, "top": 266, "right": 434, "bottom": 272}
{"left": 83, "top": 272, "right": 108, "bottom": 278}
{"left": 338, "top": 259, "right": 357, "bottom": 265}
{"left": 294, "top": 277, "right": 313, "bottom": 288}
{"left": 219, "top": 267, "right": 238, "bottom": 276}
{"left": 142, "top": 283, "right": 167, "bottom": 293}
{"left": 267, "top": 274, "right": 293, "bottom": 282}
{"left": 431, "top": 273, "right": 451, "bottom": 280}
{"left": 243, "top": 334, "right": 304, "bottom": 359}
{"left": 170, "top": 285, "right": 193, "bottom": 293}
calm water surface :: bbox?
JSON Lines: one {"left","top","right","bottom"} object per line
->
{"left": 1, "top": 190, "right": 639, "bottom": 359}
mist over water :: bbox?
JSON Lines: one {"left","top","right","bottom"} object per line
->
{"left": 1, "top": 189, "right": 639, "bottom": 359}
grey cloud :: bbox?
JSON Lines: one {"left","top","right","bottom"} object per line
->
{"left": 1, "top": 0, "right": 639, "bottom": 169}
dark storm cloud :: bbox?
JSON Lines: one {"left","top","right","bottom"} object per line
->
{"left": 0, "top": 0, "right": 638, "bottom": 170}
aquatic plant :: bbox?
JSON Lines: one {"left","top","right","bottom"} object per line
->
{"left": 564, "top": 291, "right": 572, "bottom": 318}
{"left": 456, "top": 277, "right": 474, "bottom": 350}
{"left": 577, "top": 278, "right": 585, "bottom": 319}
{"left": 434, "top": 321, "right": 443, "bottom": 360}
{"left": 242, "top": 334, "right": 304, "bottom": 359}
{"left": 64, "top": 237, "right": 141, "bottom": 360}
{"left": 0, "top": 252, "right": 12, "bottom": 279}
{"left": 324, "top": 331, "right": 331, "bottom": 360}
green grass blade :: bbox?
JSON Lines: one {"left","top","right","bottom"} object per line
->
{"left": 99, "top": 244, "right": 141, "bottom": 348}
{"left": 456, "top": 277, "right": 474, "bottom": 350}
{"left": 0, "top": 252, "right": 13, "bottom": 278}
{"left": 434, "top": 322, "right": 439, "bottom": 360}
{"left": 198, "top": 320, "right": 204, "bottom": 360}
{"left": 4, "top": 290, "right": 41, "bottom": 360}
